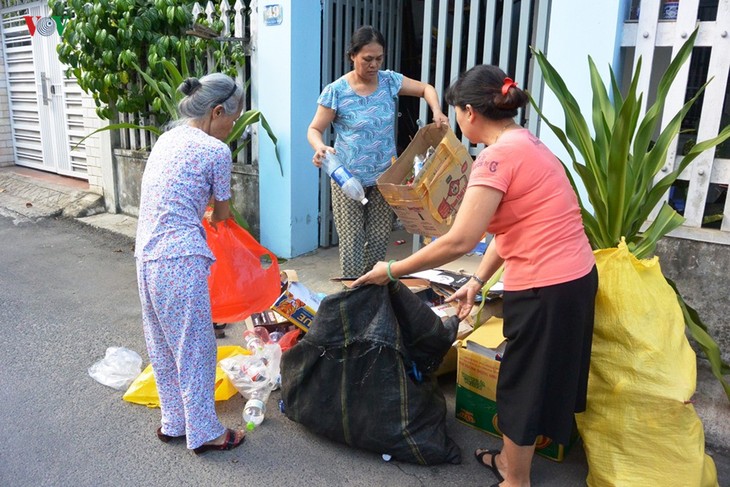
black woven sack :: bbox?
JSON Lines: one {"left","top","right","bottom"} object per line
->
{"left": 280, "top": 282, "right": 461, "bottom": 465}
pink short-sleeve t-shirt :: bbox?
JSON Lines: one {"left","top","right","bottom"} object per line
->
{"left": 467, "top": 128, "right": 595, "bottom": 290}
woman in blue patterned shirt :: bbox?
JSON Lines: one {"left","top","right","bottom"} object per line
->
{"left": 308, "top": 25, "right": 449, "bottom": 278}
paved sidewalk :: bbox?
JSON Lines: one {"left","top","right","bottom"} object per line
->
{"left": 1, "top": 165, "right": 729, "bottom": 476}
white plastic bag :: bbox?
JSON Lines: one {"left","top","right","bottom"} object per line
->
{"left": 88, "top": 347, "right": 143, "bottom": 391}
{"left": 219, "top": 344, "right": 282, "bottom": 399}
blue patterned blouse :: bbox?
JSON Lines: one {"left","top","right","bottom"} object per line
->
{"left": 317, "top": 70, "right": 404, "bottom": 186}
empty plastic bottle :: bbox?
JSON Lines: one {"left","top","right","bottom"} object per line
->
{"left": 243, "top": 329, "right": 266, "bottom": 353}
{"left": 321, "top": 152, "right": 368, "bottom": 205}
{"left": 242, "top": 388, "right": 269, "bottom": 431}
{"left": 268, "top": 331, "right": 284, "bottom": 343}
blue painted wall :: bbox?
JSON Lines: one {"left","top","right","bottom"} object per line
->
{"left": 255, "top": 1, "right": 321, "bottom": 258}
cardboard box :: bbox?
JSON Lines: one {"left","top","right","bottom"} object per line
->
{"left": 377, "top": 123, "right": 472, "bottom": 237}
{"left": 244, "top": 310, "right": 291, "bottom": 333}
{"left": 271, "top": 270, "right": 322, "bottom": 333}
{"left": 454, "top": 317, "right": 580, "bottom": 462}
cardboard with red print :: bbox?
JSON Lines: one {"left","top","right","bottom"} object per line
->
{"left": 377, "top": 123, "right": 473, "bottom": 237}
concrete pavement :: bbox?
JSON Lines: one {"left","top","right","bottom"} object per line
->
{"left": 1, "top": 165, "right": 728, "bottom": 484}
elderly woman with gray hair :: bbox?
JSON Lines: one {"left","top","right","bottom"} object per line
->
{"left": 134, "top": 73, "right": 246, "bottom": 454}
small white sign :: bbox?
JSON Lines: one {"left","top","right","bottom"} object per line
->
{"left": 264, "top": 4, "right": 283, "bottom": 26}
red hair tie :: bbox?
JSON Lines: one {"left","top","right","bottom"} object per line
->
{"left": 502, "top": 77, "right": 517, "bottom": 95}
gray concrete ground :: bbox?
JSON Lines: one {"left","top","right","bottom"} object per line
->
{"left": 0, "top": 168, "right": 730, "bottom": 486}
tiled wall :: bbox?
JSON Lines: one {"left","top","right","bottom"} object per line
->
{"left": 0, "top": 42, "right": 14, "bottom": 167}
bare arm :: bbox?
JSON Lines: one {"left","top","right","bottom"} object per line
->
{"left": 399, "top": 76, "right": 449, "bottom": 127}
{"left": 352, "top": 185, "right": 503, "bottom": 286}
{"left": 210, "top": 199, "right": 231, "bottom": 224}
{"left": 307, "top": 104, "right": 337, "bottom": 167}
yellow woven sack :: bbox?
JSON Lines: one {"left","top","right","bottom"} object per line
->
{"left": 123, "top": 345, "right": 248, "bottom": 408}
{"left": 577, "top": 242, "right": 717, "bottom": 486}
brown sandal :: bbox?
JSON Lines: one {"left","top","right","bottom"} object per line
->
{"left": 193, "top": 429, "right": 245, "bottom": 455}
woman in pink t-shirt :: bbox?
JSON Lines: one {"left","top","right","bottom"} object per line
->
{"left": 355, "top": 65, "right": 597, "bottom": 486}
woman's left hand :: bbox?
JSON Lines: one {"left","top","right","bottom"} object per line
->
{"left": 352, "top": 261, "right": 391, "bottom": 287}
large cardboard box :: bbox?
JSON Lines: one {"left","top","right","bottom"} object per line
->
{"left": 377, "top": 123, "right": 472, "bottom": 237}
{"left": 454, "top": 317, "right": 580, "bottom": 462}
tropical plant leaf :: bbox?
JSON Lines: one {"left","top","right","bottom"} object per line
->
{"left": 666, "top": 278, "right": 730, "bottom": 398}
{"left": 629, "top": 204, "right": 684, "bottom": 259}
{"left": 474, "top": 265, "right": 504, "bottom": 330}
{"left": 226, "top": 110, "right": 282, "bottom": 174}
{"left": 229, "top": 202, "right": 251, "bottom": 231}
{"left": 71, "top": 122, "right": 161, "bottom": 152}
{"left": 533, "top": 28, "right": 730, "bottom": 400}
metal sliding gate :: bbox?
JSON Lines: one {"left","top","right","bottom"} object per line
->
{"left": 317, "top": 0, "right": 550, "bottom": 248}
{"left": 319, "top": 0, "right": 404, "bottom": 247}
{"left": 0, "top": 0, "right": 87, "bottom": 177}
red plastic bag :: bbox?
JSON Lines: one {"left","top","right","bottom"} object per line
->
{"left": 278, "top": 328, "right": 303, "bottom": 352}
{"left": 203, "top": 218, "right": 281, "bottom": 323}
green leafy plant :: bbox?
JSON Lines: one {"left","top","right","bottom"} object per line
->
{"left": 72, "top": 50, "right": 280, "bottom": 169}
{"left": 52, "top": 0, "right": 278, "bottom": 161}
{"left": 51, "top": 0, "right": 281, "bottom": 230}
{"left": 49, "top": 0, "right": 243, "bottom": 122}
{"left": 529, "top": 29, "right": 730, "bottom": 399}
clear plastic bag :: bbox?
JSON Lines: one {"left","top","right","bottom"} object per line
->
{"left": 88, "top": 347, "right": 143, "bottom": 391}
{"left": 219, "top": 344, "right": 282, "bottom": 399}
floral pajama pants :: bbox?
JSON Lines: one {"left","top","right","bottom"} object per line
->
{"left": 136, "top": 255, "right": 225, "bottom": 450}
{"left": 330, "top": 180, "right": 394, "bottom": 278}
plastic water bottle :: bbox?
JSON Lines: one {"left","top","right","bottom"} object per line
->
{"left": 242, "top": 388, "right": 269, "bottom": 431}
{"left": 268, "top": 331, "right": 284, "bottom": 343}
{"left": 321, "top": 152, "right": 368, "bottom": 205}
{"left": 243, "top": 329, "right": 266, "bottom": 353}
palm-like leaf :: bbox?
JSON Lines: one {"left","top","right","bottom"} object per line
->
{"left": 529, "top": 29, "right": 730, "bottom": 400}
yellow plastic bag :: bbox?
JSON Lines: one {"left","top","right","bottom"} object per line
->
{"left": 123, "top": 345, "right": 249, "bottom": 408}
{"left": 577, "top": 242, "right": 717, "bottom": 486}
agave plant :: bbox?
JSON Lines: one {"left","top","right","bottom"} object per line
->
{"left": 529, "top": 29, "right": 730, "bottom": 399}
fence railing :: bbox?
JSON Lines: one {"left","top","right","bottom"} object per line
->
{"left": 623, "top": 0, "right": 730, "bottom": 243}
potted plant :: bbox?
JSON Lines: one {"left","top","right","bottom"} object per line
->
{"left": 530, "top": 29, "right": 729, "bottom": 485}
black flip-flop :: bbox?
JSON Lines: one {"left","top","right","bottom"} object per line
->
{"left": 474, "top": 448, "right": 504, "bottom": 483}
{"left": 156, "top": 426, "right": 185, "bottom": 443}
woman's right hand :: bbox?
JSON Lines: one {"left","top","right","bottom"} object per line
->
{"left": 444, "top": 280, "right": 482, "bottom": 320}
{"left": 312, "top": 146, "right": 335, "bottom": 168}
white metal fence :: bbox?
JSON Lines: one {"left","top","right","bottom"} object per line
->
{"left": 623, "top": 0, "right": 730, "bottom": 243}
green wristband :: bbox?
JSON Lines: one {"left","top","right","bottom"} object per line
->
{"left": 386, "top": 259, "right": 398, "bottom": 282}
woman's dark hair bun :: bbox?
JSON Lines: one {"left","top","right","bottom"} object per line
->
{"left": 180, "top": 78, "right": 202, "bottom": 96}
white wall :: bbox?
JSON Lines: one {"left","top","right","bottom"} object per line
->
{"left": 537, "top": 0, "right": 627, "bottom": 206}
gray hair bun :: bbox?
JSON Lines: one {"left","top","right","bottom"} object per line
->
{"left": 180, "top": 78, "right": 202, "bottom": 96}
